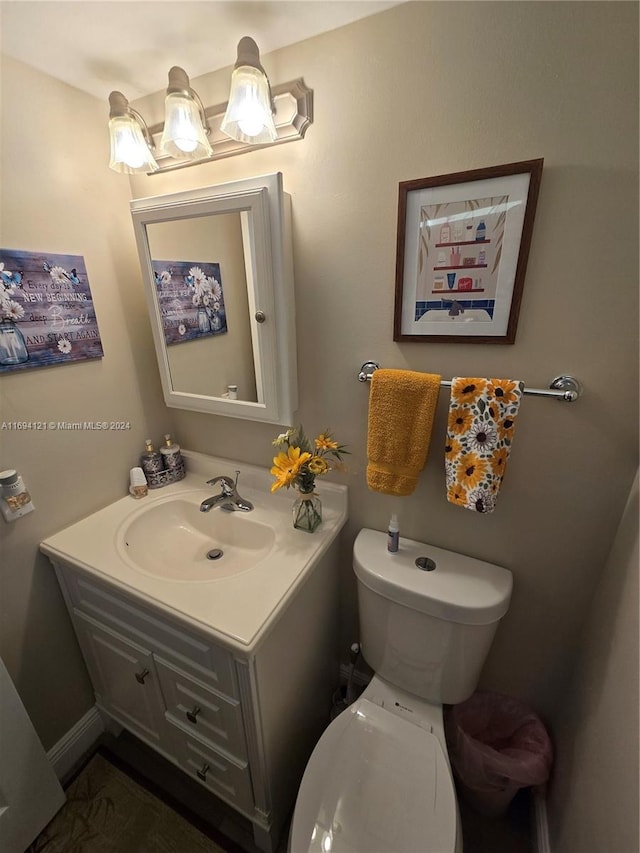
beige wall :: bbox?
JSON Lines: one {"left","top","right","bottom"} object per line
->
{"left": 0, "top": 55, "right": 170, "bottom": 747}
{"left": 548, "top": 470, "right": 639, "bottom": 853}
{"left": 0, "top": 0, "right": 638, "bottom": 785}
{"left": 131, "top": 1, "right": 639, "bottom": 719}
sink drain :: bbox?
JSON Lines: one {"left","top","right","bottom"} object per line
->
{"left": 206, "top": 548, "right": 224, "bottom": 560}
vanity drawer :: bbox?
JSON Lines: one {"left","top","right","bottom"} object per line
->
{"left": 167, "top": 723, "right": 254, "bottom": 814}
{"left": 156, "top": 656, "right": 247, "bottom": 760}
{"left": 58, "top": 564, "right": 237, "bottom": 698}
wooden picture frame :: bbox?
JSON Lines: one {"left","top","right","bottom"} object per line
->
{"left": 393, "top": 159, "right": 543, "bottom": 344}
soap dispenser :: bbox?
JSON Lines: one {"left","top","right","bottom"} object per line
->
{"left": 140, "top": 439, "right": 164, "bottom": 477}
{"left": 159, "top": 434, "right": 183, "bottom": 471}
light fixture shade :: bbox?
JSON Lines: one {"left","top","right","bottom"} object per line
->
{"left": 159, "top": 67, "right": 213, "bottom": 160}
{"left": 221, "top": 38, "right": 277, "bottom": 145}
{"left": 108, "top": 92, "right": 158, "bottom": 174}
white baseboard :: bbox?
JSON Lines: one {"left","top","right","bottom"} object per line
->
{"left": 532, "top": 785, "right": 551, "bottom": 853}
{"left": 47, "top": 705, "right": 105, "bottom": 780}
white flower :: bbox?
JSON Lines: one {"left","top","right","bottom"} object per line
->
{"left": 192, "top": 294, "right": 200, "bottom": 307}
{"left": 272, "top": 429, "right": 294, "bottom": 447}
{"left": 202, "top": 293, "right": 211, "bottom": 306}
{"left": 189, "top": 266, "right": 206, "bottom": 283}
{"left": 4, "top": 300, "right": 24, "bottom": 321}
{"left": 467, "top": 487, "right": 496, "bottom": 514}
{"left": 467, "top": 422, "right": 498, "bottom": 453}
{"left": 57, "top": 337, "right": 72, "bottom": 354}
{"left": 178, "top": 323, "right": 186, "bottom": 336}
{"left": 209, "top": 277, "right": 222, "bottom": 301}
{"left": 49, "top": 266, "right": 68, "bottom": 285}
{"left": 159, "top": 269, "right": 172, "bottom": 285}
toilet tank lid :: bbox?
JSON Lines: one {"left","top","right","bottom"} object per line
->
{"left": 354, "top": 528, "right": 512, "bottom": 625}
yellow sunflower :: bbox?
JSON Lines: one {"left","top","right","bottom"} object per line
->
{"left": 456, "top": 452, "right": 487, "bottom": 489}
{"left": 444, "top": 436, "right": 463, "bottom": 461}
{"left": 489, "top": 379, "right": 521, "bottom": 406}
{"left": 270, "top": 447, "right": 312, "bottom": 492}
{"left": 315, "top": 433, "right": 339, "bottom": 451}
{"left": 447, "top": 406, "right": 473, "bottom": 436}
{"left": 497, "top": 416, "right": 517, "bottom": 442}
{"left": 451, "top": 379, "right": 487, "bottom": 406}
{"left": 447, "top": 481, "right": 468, "bottom": 507}
{"left": 490, "top": 447, "right": 509, "bottom": 478}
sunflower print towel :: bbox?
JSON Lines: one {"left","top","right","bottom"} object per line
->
{"left": 445, "top": 378, "right": 524, "bottom": 513}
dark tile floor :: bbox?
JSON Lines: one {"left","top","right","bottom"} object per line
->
{"left": 104, "top": 730, "right": 533, "bottom": 853}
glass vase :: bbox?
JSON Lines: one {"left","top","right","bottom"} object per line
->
{"left": 0, "top": 320, "right": 29, "bottom": 366}
{"left": 197, "top": 307, "right": 212, "bottom": 333}
{"left": 292, "top": 490, "right": 322, "bottom": 533}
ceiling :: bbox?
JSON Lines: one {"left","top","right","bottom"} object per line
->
{"left": 0, "top": 1, "right": 400, "bottom": 101}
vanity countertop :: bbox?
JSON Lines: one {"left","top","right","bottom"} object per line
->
{"left": 40, "top": 450, "right": 348, "bottom": 652}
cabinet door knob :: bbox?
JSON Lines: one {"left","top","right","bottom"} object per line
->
{"left": 135, "top": 668, "right": 150, "bottom": 684}
{"left": 196, "top": 762, "right": 210, "bottom": 781}
{"left": 186, "top": 705, "right": 201, "bottom": 724}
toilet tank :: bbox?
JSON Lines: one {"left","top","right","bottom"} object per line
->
{"left": 353, "top": 529, "right": 512, "bottom": 705}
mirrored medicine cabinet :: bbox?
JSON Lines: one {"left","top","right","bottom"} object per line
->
{"left": 130, "top": 173, "right": 297, "bottom": 424}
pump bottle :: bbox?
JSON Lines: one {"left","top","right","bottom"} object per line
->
{"left": 387, "top": 514, "right": 399, "bottom": 553}
{"left": 160, "top": 434, "right": 183, "bottom": 471}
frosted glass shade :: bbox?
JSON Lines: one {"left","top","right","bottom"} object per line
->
{"left": 160, "top": 93, "right": 213, "bottom": 160}
{"left": 221, "top": 66, "right": 277, "bottom": 145}
{"left": 108, "top": 115, "right": 158, "bottom": 174}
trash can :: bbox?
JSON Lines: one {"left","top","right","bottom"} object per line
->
{"left": 444, "top": 690, "right": 553, "bottom": 817}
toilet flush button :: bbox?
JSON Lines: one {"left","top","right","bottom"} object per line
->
{"left": 415, "top": 556, "right": 436, "bottom": 571}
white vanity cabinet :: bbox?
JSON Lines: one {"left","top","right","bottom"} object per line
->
{"left": 41, "top": 453, "right": 348, "bottom": 852}
{"left": 50, "top": 535, "right": 341, "bottom": 852}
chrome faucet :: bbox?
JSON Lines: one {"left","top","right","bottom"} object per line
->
{"left": 200, "top": 470, "right": 253, "bottom": 513}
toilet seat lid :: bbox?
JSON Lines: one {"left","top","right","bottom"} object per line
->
{"left": 291, "top": 698, "right": 457, "bottom": 853}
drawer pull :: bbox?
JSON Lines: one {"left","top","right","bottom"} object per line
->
{"left": 135, "top": 668, "right": 150, "bottom": 684}
{"left": 196, "top": 762, "right": 210, "bottom": 781}
{"left": 186, "top": 705, "right": 202, "bottom": 724}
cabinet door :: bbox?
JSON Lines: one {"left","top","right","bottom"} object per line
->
{"left": 73, "top": 609, "right": 166, "bottom": 745}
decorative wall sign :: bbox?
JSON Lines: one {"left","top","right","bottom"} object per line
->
{"left": 394, "top": 159, "right": 543, "bottom": 344}
{"left": 151, "top": 259, "right": 228, "bottom": 345}
{"left": 0, "top": 249, "right": 103, "bottom": 372}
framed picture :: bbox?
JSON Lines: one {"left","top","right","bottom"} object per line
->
{"left": 151, "top": 259, "right": 228, "bottom": 346}
{"left": 0, "top": 249, "right": 103, "bottom": 372}
{"left": 393, "top": 159, "right": 543, "bottom": 344}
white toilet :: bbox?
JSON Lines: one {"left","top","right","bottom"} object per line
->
{"left": 289, "top": 528, "right": 513, "bottom": 853}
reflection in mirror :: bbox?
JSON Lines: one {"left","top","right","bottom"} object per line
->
{"left": 146, "top": 215, "right": 258, "bottom": 402}
{"left": 131, "top": 173, "right": 297, "bottom": 424}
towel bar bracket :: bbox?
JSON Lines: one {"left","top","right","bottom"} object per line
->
{"left": 357, "top": 362, "right": 582, "bottom": 402}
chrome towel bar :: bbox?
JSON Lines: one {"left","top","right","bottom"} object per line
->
{"left": 357, "top": 361, "right": 583, "bottom": 402}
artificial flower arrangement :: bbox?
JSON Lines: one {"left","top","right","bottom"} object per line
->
{"left": 270, "top": 426, "right": 349, "bottom": 494}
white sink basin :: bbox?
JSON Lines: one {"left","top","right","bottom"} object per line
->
{"left": 117, "top": 494, "right": 276, "bottom": 581}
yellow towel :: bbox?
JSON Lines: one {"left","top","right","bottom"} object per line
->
{"left": 445, "top": 377, "right": 524, "bottom": 513}
{"left": 367, "top": 369, "right": 441, "bottom": 496}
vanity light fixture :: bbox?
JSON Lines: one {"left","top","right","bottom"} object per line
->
{"left": 220, "top": 37, "right": 278, "bottom": 145}
{"left": 108, "top": 91, "right": 158, "bottom": 174}
{"left": 159, "top": 66, "right": 213, "bottom": 160}
{"left": 107, "top": 37, "right": 313, "bottom": 175}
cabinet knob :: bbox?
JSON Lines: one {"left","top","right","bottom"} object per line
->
{"left": 186, "top": 705, "right": 201, "bottom": 724}
{"left": 135, "top": 668, "right": 150, "bottom": 684}
{"left": 196, "top": 762, "right": 210, "bottom": 781}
